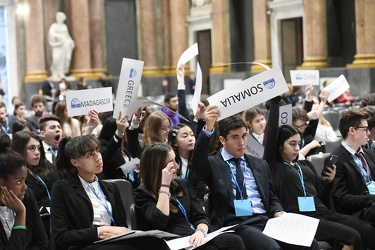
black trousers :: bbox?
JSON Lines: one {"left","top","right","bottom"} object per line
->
{"left": 75, "top": 236, "right": 169, "bottom": 250}
{"left": 196, "top": 232, "right": 246, "bottom": 250}
{"left": 306, "top": 209, "right": 375, "bottom": 250}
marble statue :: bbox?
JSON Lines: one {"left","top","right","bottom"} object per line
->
{"left": 48, "top": 12, "right": 75, "bottom": 79}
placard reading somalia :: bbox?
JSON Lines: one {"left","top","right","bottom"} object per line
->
{"left": 322, "top": 74, "right": 350, "bottom": 103}
{"left": 66, "top": 87, "right": 113, "bottom": 117}
{"left": 113, "top": 58, "right": 144, "bottom": 118}
{"left": 290, "top": 70, "right": 319, "bottom": 86}
{"left": 207, "top": 66, "right": 288, "bottom": 120}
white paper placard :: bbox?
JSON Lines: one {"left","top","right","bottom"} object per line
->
{"left": 279, "top": 104, "right": 292, "bottom": 127}
{"left": 177, "top": 43, "right": 199, "bottom": 68}
{"left": 66, "top": 87, "right": 113, "bottom": 117}
{"left": 191, "top": 62, "right": 203, "bottom": 115}
{"left": 207, "top": 66, "right": 288, "bottom": 120}
{"left": 322, "top": 74, "right": 350, "bottom": 102}
{"left": 245, "top": 134, "right": 265, "bottom": 158}
{"left": 113, "top": 58, "right": 144, "bottom": 118}
{"left": 263, "top": 213, "right": 319, "bottom": 247}
{"left": 290, "top": 70, "right": 320, "bottom": 86}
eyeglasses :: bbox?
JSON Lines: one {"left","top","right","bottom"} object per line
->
{"left": 161, "top": 126, "right": 170, "bottom": 133}
{"left": 355, "top": 126, "right": 370, "bottom": 132}
{"left": 294, "top": 124, "right": 307, "bottom": 130}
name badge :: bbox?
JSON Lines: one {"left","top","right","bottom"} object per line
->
{"left": 367, "top": 181, "right": 375, "bottom": 194}
{"left": 297, "top": 197, "right": 316, "bottom": 212}
{"left": 234, "top": 199, "right": 253, "bottom": 217}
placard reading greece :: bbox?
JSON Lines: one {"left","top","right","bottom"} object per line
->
{"left": 113, "top": 58, "right": 144, "bottom": 118}
{"left": 66, "top": 87, "right": 113, "bottom": 117}
{"left": 207, "top": 66, "right": 288, "bottom": 120}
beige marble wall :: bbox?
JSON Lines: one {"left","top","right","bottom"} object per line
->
{"left": 139, "top": 0, "right": 159, "bottom": 76}
{"left": 69, "top": 0, "right": 93, "bottom": 78}
{"left": 348, "top": 0, "right": 375, "bottom": 68}
{"left": 210, "top": 0, "right": 229, "bottom": 74}
{"left": 24, "top": 0, "right": 46, "bottom": 82}
{"left": 89, "top": 0, "right": 106, "bottom": 77}
{"left": 299, "top": 0, "right": 327, "bottom": 69}
{"left": 251, "top": 0, "right": 271, "bottom": 73}
{"left": 169, "top": 0, "right": 188, "bottom": 67}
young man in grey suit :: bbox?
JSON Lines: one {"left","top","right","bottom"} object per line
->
{"left": 332, "top": 109, "right": 375, "bottom": 223}
{"left": 192, "top": 105, "right": 318, "bottom": 250}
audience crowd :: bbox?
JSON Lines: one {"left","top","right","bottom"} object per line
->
{"left": 1, "top": 66, "right": 375, "bottom": 250}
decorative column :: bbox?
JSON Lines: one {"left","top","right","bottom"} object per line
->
{"left": 251, "top": 0, "right": 272, "bottom": 73}
{"left": 169, "top": 0, "right": 189, "bottom": 71}
{"left": 347, "top": 0, "right": 375, "bottom": 68}
{"left": 69, "top": 0, "right": 94, "bottom": 79}
{"left": 298, "top": 0, "right": 327, "bottom": 69}
{"left": 210, "top": 0, "right": 229, "bottom": 74}
{"left": 139, "top": 0, "right": 160, "bottom": 76}
{"left": 24, "top": 0, "right": 47, "bottom": 82}
{"left": 89, "top": 0, "right": 106, "bottom": 77}
{"left": 161, "top": 0, "right": 173, "bottom": 75}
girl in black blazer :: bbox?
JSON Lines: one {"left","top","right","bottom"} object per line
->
{"left": 51, "top": 135, "right": 168, "bottom": 250}
{"left": 0, "top": 134, "right": 48, "bottom": 249}
{"left": 134, "top": 142, "right": 245, "bottom": 250}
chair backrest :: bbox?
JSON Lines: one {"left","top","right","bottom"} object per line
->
{"left": 306, "top": 153, "right": 331, "bottom": 174}
{"left": 322, "top": 111, "right": 340, "bottom": 131}
{"left": 102, "top": 179, "right": 135, "bottom": 229}
{"left": 324, "top": 139, "right": 342, "bottom": 154}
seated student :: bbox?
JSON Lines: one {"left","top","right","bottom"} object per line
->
{"left": 292, "top": 85, "right": 328, "bottom": 157}
{"left": 263, "top": 97, "right": 375, "bottom": 249}
{"left": 332, "top": 110, "right": 375, "bottom": 225}
{"left": 245, "top": 107, "right": 266, "bottom": 145}
{"left": 134, "top": 142, "right": 246, "bottom": 250}
{"left": 191, "top": 106, "right": 319, "bottom": 250}
{"left": 168, "top": 123, "right": 207, "bottom": 203}
{"left": 11, "top": 131, "right": 56, "bottom": 239}
{"left": 160, "top": 64, "right": 190, "bottom": 126}
{"left": 0, "top": 134, "right": 48, "bottom": 249}
{"left": 51, "top": 135, "right": 169, "bottom": 250}
{"left": 11, "top": 120, "right": 33, "bottom": 136}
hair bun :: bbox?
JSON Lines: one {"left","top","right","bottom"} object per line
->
{"left": 0, "top": 134, "right": 11, "bottom": 152}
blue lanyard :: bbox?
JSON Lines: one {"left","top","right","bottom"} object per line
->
{"left": 301, "top": 138, "right": 305, "bottom": 148}
{"left": 354, "top": 155, "right": 371, "bottom": 183}
{"left": 87, "top": 181, "right": 116, "bottom": 226}
{"left": 185, "top": 168, "right": 190, "bottom": 179}
{"left": 36, "top": 176, "right": 51, "bottom": 201}
{"left": 1, "top": 124, "right": 8, "bottom": 133}
{"left": 49, "top": 147, "right": 57, "bottom": 158}
{"left": 226, "top": 159, "right": 246, "bottom": 199}
{"left": 0, "top": 208, "right": 15, "bottom": 231}
{"left": 284, "top": 162, "right": 307, "bottom": 197}
{"left": 173, "top": 195, "right": 195, "bottom": 230}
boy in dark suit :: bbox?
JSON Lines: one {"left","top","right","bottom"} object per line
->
{"left": 332, "top": 110, "right": 375, "bottom": 224}
{"left": 192, "top": 105, "right": 318, "bottom": 250}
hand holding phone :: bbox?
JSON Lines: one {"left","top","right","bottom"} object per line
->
{"left": 321, "top": 154, "right": 338, "bottom": 177}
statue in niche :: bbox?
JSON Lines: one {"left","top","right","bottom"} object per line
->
{"left": 48, "top": 12, "right": 75, "bottom": 79}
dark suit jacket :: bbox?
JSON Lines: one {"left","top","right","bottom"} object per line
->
{"left": 134, "top": 179, "right": 210, "bottom": 236}
{"left": 332, "top": 145, "right": 375, "bottom": 216}
{"left": 50, "top": 174, "right": 127, "bottom": 250}
{"left": 191, "top": 131, "right": 283, "bottom": 231}
{"left": 0, "top": 188, "right": 49, "bottom": 249}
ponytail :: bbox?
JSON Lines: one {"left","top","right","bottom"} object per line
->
{"left": 55, "top": 137, "right": 76, "bottom": 179}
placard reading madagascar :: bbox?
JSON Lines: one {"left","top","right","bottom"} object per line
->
{"left": 207, "top": 66, "right": 288, "bottom": 120}
{"left": 66, "top": 87, "right": 113, "bottom": 117}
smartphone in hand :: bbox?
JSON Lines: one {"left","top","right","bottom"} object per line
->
{"left": 321, "top": 154, "right": 338, "bottom": 177}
